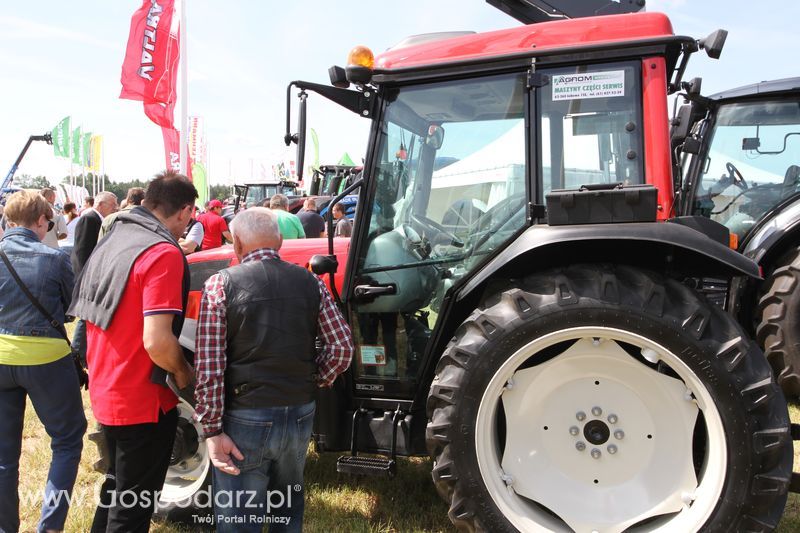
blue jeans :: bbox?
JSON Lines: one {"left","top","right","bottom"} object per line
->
{"left": 0, "top": 355, "right": 87, "bottom": 533}
{"left": 213, "top": 401, "right": 315, "bottom": 533}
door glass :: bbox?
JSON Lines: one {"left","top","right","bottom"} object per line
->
{"left": 692, "top": 100, "right": 800, "bottom": 241}
{"left": 352, "top": 73, "right": 528, "bottom": 382}
{"left": 538, "top": 61, "right": 644, "bottom": 196}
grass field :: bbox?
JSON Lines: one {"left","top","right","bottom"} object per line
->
{"left": 14, "top": 394, "right": 800, "bottom": 532}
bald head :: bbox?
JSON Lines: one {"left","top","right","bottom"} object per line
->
{"left": 230, "top": 207, "right": 282, "bottom": 258}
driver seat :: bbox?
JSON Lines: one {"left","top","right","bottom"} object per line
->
{"left": 782, "top": 165, "right": 800, "bottom": 198}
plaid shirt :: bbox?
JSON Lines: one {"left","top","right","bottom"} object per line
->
{"left": 194, "top": 247, "right": 353, "bottom": 436}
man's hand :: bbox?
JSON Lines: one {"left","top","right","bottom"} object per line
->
{"left": 174, "top": 363, "right": 194, "bottom": 389}
{"left": 206, "top": 433, "right": 244, "bottom": 476}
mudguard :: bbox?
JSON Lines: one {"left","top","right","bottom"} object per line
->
{"left": 741, "top": 196, "right": 800, "bottom": 266}
{"left": 457, "top": 222, "right": 760, "bottom": 301}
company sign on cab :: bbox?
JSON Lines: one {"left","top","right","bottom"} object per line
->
{"left": 552, "top": 70, "right": 625, "bottom": 101}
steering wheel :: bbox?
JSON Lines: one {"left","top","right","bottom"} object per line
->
{"left": 726, "top": 162, "right": 749, "bottom": 190}
{"left": 410, "top": 213, "right": 464, "bottom": 248}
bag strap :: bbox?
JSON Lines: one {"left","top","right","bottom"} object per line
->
{"left": 0, "top": 247, "right": 72, "bottom": 346}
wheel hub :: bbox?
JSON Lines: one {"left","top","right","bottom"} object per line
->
{"left": 583, "top": 419, "right": 611, "bottom": 445}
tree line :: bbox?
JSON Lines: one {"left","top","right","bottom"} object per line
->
{"left": 12, "top": 174, "right": 233, "bottom": 204}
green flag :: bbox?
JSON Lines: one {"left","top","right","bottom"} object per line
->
{"left": 51, "top": 117, "right": 70, "bottom": 158}
{"left": 83, "top": 132, "right": 92, "bottom": 169}
{"left": 71, "top": 126, "right": 82, "bottom": 165}
{"left": 192, "top": 162, "right": 209, "bottom": 208}
{"left": 339, "top": 152, "right": 355, "bottom": 166}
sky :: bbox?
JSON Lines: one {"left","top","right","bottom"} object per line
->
{"left": 1, "top": 0, "right": 798, "bottom": 187}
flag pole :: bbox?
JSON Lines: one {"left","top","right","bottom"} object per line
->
{"left": 179, "top": 0, "right": 188, "bottom": 176}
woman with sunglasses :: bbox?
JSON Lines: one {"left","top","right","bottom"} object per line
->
{"left": 0, "top": 190, "right": 86, "bottom": 533}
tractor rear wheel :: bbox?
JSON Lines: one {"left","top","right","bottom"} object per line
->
{"left": 757, "top": 246, "right": 800, "bottom": 397}
{"left": 426, "top": 265, "right": 792, "bottom": 532}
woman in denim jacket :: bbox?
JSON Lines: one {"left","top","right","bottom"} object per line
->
{"left": 0, "top": 190, "right": 87, "bottom": 533}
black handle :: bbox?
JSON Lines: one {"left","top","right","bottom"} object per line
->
{"left": 579, "top": 182, "right": 623, "bottom": 192}
{"left": 353, "top": 284, "right": 397, "bottom": 300}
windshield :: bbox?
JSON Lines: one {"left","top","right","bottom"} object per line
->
{"left": 694, "top": 100, "right": 800, "bottom": 240}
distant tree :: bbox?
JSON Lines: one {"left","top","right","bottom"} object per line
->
{"left": 209, "top": 184, "right": 233, "bottom": 201}
{"left": 13, "top": 174, "right": 51, "bottom": 189}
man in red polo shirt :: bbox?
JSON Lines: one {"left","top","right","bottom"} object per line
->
{"left": 69, "top": 171, "right": 197, "bottom": 532}
{"left": 197, "top": 199, "right": 231, "bottom": 250}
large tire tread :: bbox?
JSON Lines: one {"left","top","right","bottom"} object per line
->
{"left": 756, "top": 247, "right": 800, "bottom": 397}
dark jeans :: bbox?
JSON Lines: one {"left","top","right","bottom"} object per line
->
{"left": 213, "top": 401, "right": 316, "bottom": 533}
{"left": 0, "top": 355, "right": 87, "bottom": 533}
{"left": 91, "top": 408, "right": 178, "bottom": 533}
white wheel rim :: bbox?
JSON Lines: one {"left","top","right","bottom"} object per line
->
{"left": 475, "top": 327, "right": 727, "bottom": 533}
{"left": 159, "top": 399, "right": 211, "bottom": 504}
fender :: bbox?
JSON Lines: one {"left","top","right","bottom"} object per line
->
{"left": 741, "top": 195, "right": 800, "bottom": 266}
{"left": 457, "top": 222, "right": 760, "bottom": 301}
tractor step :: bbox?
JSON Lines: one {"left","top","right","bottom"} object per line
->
{"left": 336, "top": 455, "right": 396, "bottom": 477}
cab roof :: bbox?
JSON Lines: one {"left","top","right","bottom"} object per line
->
{"left": 375, "top": 12, "right": 675, "bottom": 71}
{"left": 710, "top": 77, "right": 800, "bottom": 101}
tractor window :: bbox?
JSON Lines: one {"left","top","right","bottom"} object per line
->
{"left": 351, "top": 73, "right": 527, "bottom": 383}
{"left": 538, "top": 61, "right": 644, "bottom": 196}
{"left": 693, "top": 100, "right": 800, "bottom": 241}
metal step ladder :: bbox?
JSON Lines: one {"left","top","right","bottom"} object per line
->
{"left": 336, "top": 407, "right": 404, "bottom": 477}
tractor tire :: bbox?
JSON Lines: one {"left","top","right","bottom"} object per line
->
{"left": 426, "top": 264, "right": 792, "bottom": 532}
{"left": 756, "top": 246, "right": 800, "bottom": 397}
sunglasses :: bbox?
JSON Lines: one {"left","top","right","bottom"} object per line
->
{"left": 47, "top": 220, "right": 55, "bottom": 232}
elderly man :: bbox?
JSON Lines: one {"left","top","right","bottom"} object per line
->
{"left": 71, "top": 191, "right": 118, "bottom": 276}
{"left": 269, "top": 193, "right": 305, "bottom": 239}
{"left": 99, "top": 187, "right": 144, "bottom": 238}
{"left": 194, "top": 207, "right": 353, "bottom": 532}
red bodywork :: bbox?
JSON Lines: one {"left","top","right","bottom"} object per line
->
{"left": 185, "top": 237, "right": 351, "bottom": 319}
{"left": 375, "top": 13, "right": 673, "bottom": 70}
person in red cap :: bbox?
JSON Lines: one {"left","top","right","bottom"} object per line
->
{"left": 197, "top": 199, "right": 231, "bottom": 250}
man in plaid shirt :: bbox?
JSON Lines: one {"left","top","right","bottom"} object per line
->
{"left": 194, "top": 207, "right": 353, "bottom": 532}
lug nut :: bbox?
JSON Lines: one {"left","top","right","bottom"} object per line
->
{"left": 591, "top": 448, "right": 602, "bottom": 459}
{"left": 614, "top": 429, "right": 625, "bottom": 440}
{"left": 607, "top": 414, "right": 618, "bottom": 424}
{"left": 607, "top": 444, "right": 618, "bottom": 454}
{"left": 576, "top": 411, "right": 586, "bottom": 422}
{"left": 569, "top": 426, "right": 579, "bottom": 436}
{"left": 576, "top": 441, "right": 586, "bottom": 452}
{"left": 591, "top": 406, "right": 602, "bottom": 417}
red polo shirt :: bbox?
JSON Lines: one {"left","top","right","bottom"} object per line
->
{"left": 197, "top": 211, "right": 228, "bottom": 250}
{"left": 87, "top": 243, "right": 184, "bottom": 426}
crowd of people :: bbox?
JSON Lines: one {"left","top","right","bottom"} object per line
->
{"left": 0, "top": 172, "right": 354, "bottom": 532}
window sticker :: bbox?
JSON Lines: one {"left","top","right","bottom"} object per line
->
{"left": 552, "top": 70, "right": 625, "bottom": 101}
{"left": 360, "top": 345, "right": 387, "bottom": 366}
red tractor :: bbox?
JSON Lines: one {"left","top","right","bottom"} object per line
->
{"left": 149, "top": 1, "right": 798, "bottom": 529}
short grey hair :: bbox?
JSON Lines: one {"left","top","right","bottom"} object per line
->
{"left": 269, "top": 194, "right": 288, "bottom": 210}
{"left": 230, "top": 207, "right": 280, "bottom": 244}
{"left": 95, "top": 191, "right": 117, "bottom": 206}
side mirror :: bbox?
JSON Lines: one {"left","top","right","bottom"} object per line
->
{"left": 699, "top": 29, "right": 727, "bottom": 59}
{"left": 310, "top": 254, "right": 338, "bottom": 276}
{"left": 426, "top": 125, "right": 445, "bottom": 150}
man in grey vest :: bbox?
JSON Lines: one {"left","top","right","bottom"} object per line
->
{"left": 194, "top": 207, "right": 353, "bottom": 532}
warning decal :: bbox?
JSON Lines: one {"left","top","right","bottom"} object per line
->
{"left": 552, "top": 70, "right": 626, "bottom": 101}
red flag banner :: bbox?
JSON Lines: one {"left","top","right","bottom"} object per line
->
{"left": 120, "top": 0, "right": 181, "bottom": 170}
{"left": 161, "top": 127, "right": 181, "bottom": 172}
{"left": 120, "top": 0, "right": 179, "bottom": 107}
